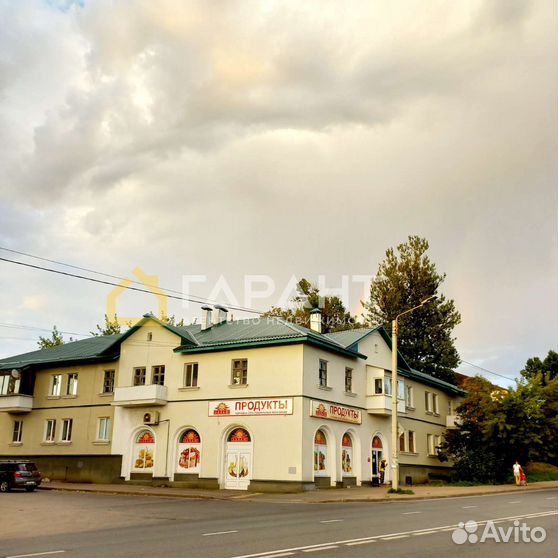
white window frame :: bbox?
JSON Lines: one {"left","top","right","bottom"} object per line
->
{"left": 399, "top": 431, "right": 406, "bottom": 452}
{"left": 427, "top": 433, "right": 435, "bottom": 456}
{"left": 397, "top": 380, "right": 405, "bottom": 400}
{"left": 406, "top": 385, "right": 414, "bottom": 408}
{"left": 50, "top": 374, "right": 62, "bottom": 396}
{"left": 152, "top": 365, "right": 165, "bottom": 386}
{"left": 184, "top": 363, "right": 199, "bottom": 388}
{"left": 45, "top": 419, "right": 56, "bottom": 442}
{"left": 231, "top": 359, "right": 248, "bottom": 385}
{"left": 102, "top": 370, "right": 115, "bottom": 394}
{"left": 425, "top": 391, "right": 433, "bottom": 413}
{"left": 12, "top": 420, "right": 23, "bottom": 443}
{"left": 60, "top": 418, "right": 73, "bottom": 442}
{"left": 97, "top": 417, "right": 110, "bottom": 441}
{"left": 408, "top": 430, "right": 416, "bottom": 453}
{"left": 66, "top": 373, "right": 78, "bottom": 396}
{"left": 433, "top": 393, "right": 440, "bottom": 415}
{"left": 344, "top": 367, "right": 353, "bottom": 393}
{"left": 318, "top": 359, "right": 328, "bottom": 387}
{"left": 384, "top": 377, "right": 393, "bottom": 396}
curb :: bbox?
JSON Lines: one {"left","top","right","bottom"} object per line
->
{"left": 39, "top": 482, "right": 556, "bottom": 504}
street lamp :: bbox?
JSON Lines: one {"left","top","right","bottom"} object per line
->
{"left": 391, "top": 295, "right": 435, "bottom": 490}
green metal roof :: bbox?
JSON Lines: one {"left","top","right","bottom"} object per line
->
{"left": 326, "top": 326, "right": 465, "bottom": 395}
{"left": 0, "top": 335, "right": 123, "bottom": 371}
{"left": 173, "top": 317, "right": 366, "bottom": 359}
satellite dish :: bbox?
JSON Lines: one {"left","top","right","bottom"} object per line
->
{"left": 11, "top": 369, "right": 21, "bottom": 380}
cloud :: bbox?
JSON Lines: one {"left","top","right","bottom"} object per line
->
{"left": 0, "top": 0, "right": 555, "bottom": 385}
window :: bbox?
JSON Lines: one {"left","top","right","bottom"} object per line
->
{"left": 184, "top": 363, "right": 199, "bottom": 387}
{"left": 318, "top": 360, "right": 328, "bottom": 387}
{"left": 427, "top": 434, "right": 435, "bottom": 455}
{"left": 50, "top": 374, "right": 62, "bottom": 396}
{"left": 408, "top": 431, "right": 416, "bottom": 453}
{"left": 152, "top": 365, "right": 165, "bottom": 386}
{"left": 133, "top": 367, "right": 146, "bottom": 386}
{"left": 448, "top": 400, "right": 454, "bottom": 416}
{"left": 147, "top": 332, "right": 153, "bottom": 341}
{"left": 61, "top": 419, "right": 73, "bottom": 442}
{"left": 397, "top": 380, "right": 405, "bottom": 400}
{"left": 66, "top": 373, "right": 78, "bottom": 396}
{"left": 435, "top": 434, "right": 442, "bottom": 453}
{"left": 433, "top": 393, "right": 439, "bottom": 415}
{"left": 399, "top": 432, "right": 406, "bottom": 452}
{"left": 374, "top": 378, "right": 383, "bottom": 394}
{"left": 97, "top": 417, "right": 110, "bottom": 441}
{"left": 406, "top": 385, "right": 414, "bottom": 408}
{"left": 344, "top": 368, "right": 353, "bottom": 392}
{"left": 231, "top": 359, "right": 248, "bottom": 385}
{"left": 103, "top": 370, "right": 115, "bottom": 393}
{"left": 384, "top": 377, "right": 392, "bottom": 396}
{"left": 45, "top": 419, "right": 56, "bottom": 442}
{"left": 12, "top": 421, "right": 23, "bottom": 443}
{"left": 425, "top": 391, "right": 433, "bottom": 413}
{"left": 0, "top": 373, "right": 19, "bottom": 395}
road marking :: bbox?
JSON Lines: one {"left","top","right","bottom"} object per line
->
{"left": 546, "top": 497, "right": 556, "bottom": 500}
{"left": 264, "top": 554, "right": 294, "bottom": 558}
{"left": 462, "top": 505, "right": 477, "bottom": 509}
{"left": 7, "top": 552, "right": 65, "bottom": 558}
{"left": 381, "top": 535, "right": 409, "bottom": 540}
{"left": 203, "top": 530, "right": 238, "bottom": 536}
{"left": 402, "top": 511, "right": 422, "bottom": 515}
{"left": 230, "top": 511, "right": 558, "bottom": 558}
{"left": 302, "top": 547, "right": 338, "bottom": 552}
{"left": 320, "top": 519, "right": 344, "bottom": 523}
{"left": 508, "top": 501, "right": 521, "bottom": 504}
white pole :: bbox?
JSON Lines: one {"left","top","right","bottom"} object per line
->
{"left": 391, "top": 318, "right": 399, "bottom": 491}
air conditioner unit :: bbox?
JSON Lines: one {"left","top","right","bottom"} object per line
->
{"left": 143, "top": 411, "right": 159, "bottom": 425}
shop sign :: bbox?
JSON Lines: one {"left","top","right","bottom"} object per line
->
{"left": 208, "top": 398, "right": 293, "bottom": 416}
{"left": 310, "top": 400, "right": 362, "bottom": 424}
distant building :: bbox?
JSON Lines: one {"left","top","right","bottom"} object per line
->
{"left": 0, "top": 308, "right": 466, "bottom": 491}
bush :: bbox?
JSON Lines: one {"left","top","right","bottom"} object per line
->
{"left": 525, "top": 462, "right": 558, "bottom": 482}
{"left": 388, "top": 487, "right": 414, "bottom": 494}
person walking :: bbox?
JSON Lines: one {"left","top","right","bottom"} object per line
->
{"left": 513, "top": 461, "right": 522, "bottom": 486}
{"left": 379, "top": 458, "right": 387, "bottom": 485}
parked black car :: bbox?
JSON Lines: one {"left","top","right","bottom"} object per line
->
{"left": 0, "top": 460, "right": 42, "bottom": 492}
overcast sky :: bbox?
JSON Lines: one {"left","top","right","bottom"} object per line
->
{"left": 0, "top": 0, "right": 556, "bottom": 387}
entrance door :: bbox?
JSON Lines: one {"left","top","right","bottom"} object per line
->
{"left": 224, "top": 428, "right": 252, "bottom": 490}
{"left": 371, "top": 436, "right": 383, "bottom": 482}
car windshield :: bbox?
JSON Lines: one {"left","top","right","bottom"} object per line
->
{"left": 17, "top": 463, "right": 37, "bottom": 472}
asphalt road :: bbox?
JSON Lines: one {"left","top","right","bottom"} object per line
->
{"left": 0, "top": 488, "right": 556, "bottom": 558}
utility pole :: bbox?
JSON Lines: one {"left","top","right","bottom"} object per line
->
{"left": 391, "top": 295, "right": 435, "bottom": 491}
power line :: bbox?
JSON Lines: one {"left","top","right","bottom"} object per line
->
{"left": 0, "top": 246, "right": 262, "bottom": 314}
{"left": 0, "top": 323, "right": 89, "bottom": 337}
{"left": 459, "top": 359, "right": 516, "bottom": 381}
{"left": 0, "top": 255, "right": 263, "bottom": 314}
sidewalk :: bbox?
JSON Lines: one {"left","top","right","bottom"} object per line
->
{"left": 40, "top": 480, "right": 557, "bottom": 503}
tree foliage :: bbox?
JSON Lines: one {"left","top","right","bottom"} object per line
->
{"left": 160, "top": 314, "right": 186, "bottom": 327}
{"left": 363, "top": 235, "right": 461, "bottom": 384}
{"left": 37, "top": 325, "right": 72, "bottom": 349}
{"left": 91, "top": 314, "right": 128, "bottom": 336}
{"left": 521, "top": 350, "right": 558, "bottom": 385}
{"left": 262, "top": 278, "right": 362, "bottom": 333}
{"left": 440, "top": 370, "right": 558, "bottom": 483}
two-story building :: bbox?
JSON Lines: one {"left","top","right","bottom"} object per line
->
{"left": 0, "top": 307, "right": 465, "bottom": 491}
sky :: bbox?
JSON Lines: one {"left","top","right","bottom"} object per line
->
{"left": 0, "top": 0, "right": 556, "bottom": 387}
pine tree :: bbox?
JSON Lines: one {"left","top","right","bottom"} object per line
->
{"left": 363, "top": 235, "right": 461, "bottom": 383}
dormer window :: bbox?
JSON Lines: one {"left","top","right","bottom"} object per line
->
{"left": 147, "top": 332, "right": 153, "bottom": 342}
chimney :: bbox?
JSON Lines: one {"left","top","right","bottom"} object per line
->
{"left": 201, "top": 306, "right": 213, "bottom": 331}
{"left": 310, "top": 308, "right": 322, "bottom": 333}
{"left": 213, "top": 304, "right": 228, "bottom": 325}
